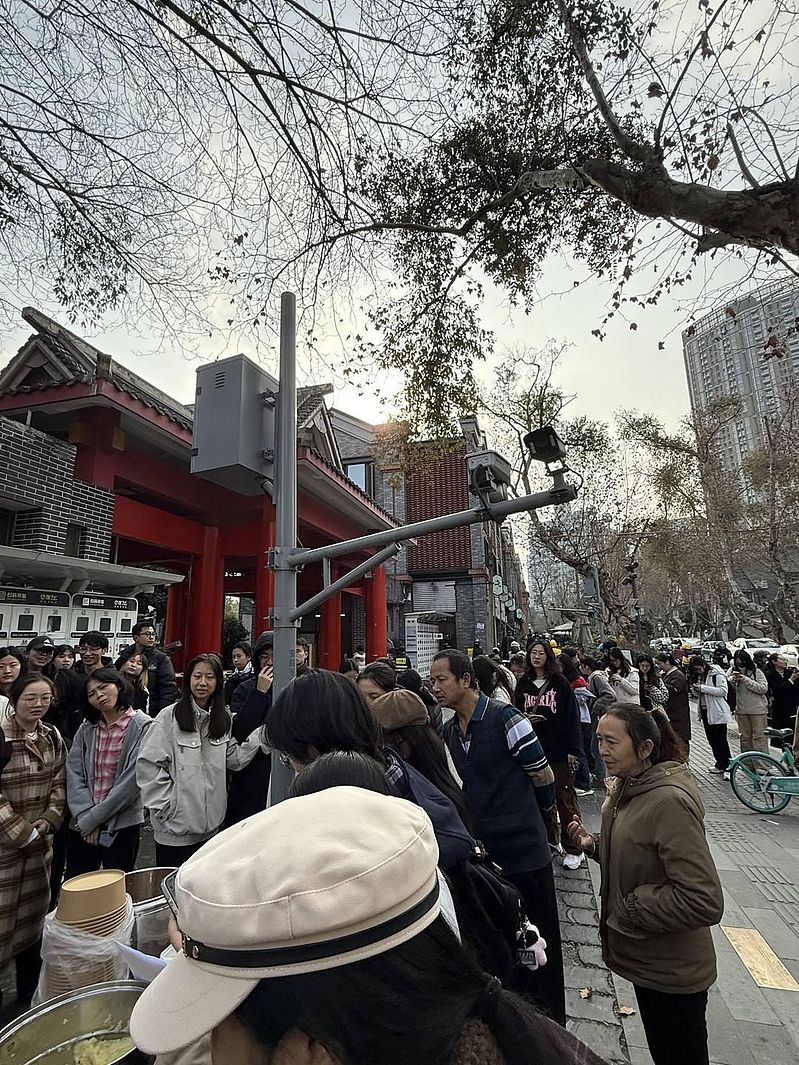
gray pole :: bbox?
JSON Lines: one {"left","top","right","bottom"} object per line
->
{"left": 592, "top": 564, "right": 606, "bottom": 640}
{"left": 269, "top": 292, "right": 299, "bottom": 804}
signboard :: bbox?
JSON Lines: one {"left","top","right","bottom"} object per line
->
{"left": 72, "top": 594, "right": 138, "bottom": 612}
{"left": 0, "top": 589, "right": 70, "bottom": 607}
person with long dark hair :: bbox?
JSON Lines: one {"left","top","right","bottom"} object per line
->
{"left": 515, "top": 639, "right": 584, "bottom": 869}
{"left": 568, "top": 704, "right": 718, "bottom": 1065}
{"left": 130, "top": 789, "right": 606, "bottom": 1065}
{"left": 473, "top": 655, "right": 514, "bottom": 705}
{"left": 66, "top": 668, "right": 152, "bottom": 875}
{"left": 654, "top": 653, "right": 691, "bottom": 750}
{"left": 136, "top": 653, "right": 263, "bottom": 866}
{"left": 266, "top": 669, "right": 473, "bottom": 870}
{"left": 0, "top": 672, "right": 66, "bottom": 1005}
{"left": 728, "top": 649, "right": 769, "bottom": 754}
{"left": 635, "top": 654, "right": 668, "bottom": 712}
{"left": 606, "top": 648, "right": 640, "bottom": 701}
{"left": 0, "top": 646, "right": 26, "bottom": 724}
{"left": 117, "top": 647, "right": 150, "bottom": 714}
{"left": 370, "top": 689, "right": 473, "bottom": 833}
{"left": 356, "top": 660, "right": 398, "bottom": 704}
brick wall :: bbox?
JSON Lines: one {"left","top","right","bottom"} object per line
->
{"left": 405, "top": 442, "right": 471, "bottom": 572}
{"left": 0, "top": 415, "right": 114, "bottom": 561}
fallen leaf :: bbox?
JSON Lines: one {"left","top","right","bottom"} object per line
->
{"left": 619, "top": 1005, "right": 636, "bottom": 1016}
{"left": 579, "top": 988, "right": 593, "bottom": 999}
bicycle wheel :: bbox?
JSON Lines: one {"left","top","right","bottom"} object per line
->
{"left": 730, "top": 752, "right": 791, "bottom": 813}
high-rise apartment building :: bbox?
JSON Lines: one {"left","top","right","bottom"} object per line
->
{"left": 682, "top": 278, "right": 799, "bottom": 476}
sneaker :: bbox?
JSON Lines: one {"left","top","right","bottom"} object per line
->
{"left": 708, "top": 766, "right": 724, "bottom": 774}
{"left": 563, "top": 852, "right": 585, "bottom": 870}
{"left": 575, "top": 788, "right": 594, "bottom": 797}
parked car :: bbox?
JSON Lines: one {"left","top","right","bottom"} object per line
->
{"left": 779, "top": 644, "right": 799, "bottom": 668}
{"left": 732, "top": 637, "right": 780, "bottom": 655}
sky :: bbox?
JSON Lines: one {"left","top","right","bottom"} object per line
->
{"left": 1, "top": 246, "right": 716, "bottom": 439}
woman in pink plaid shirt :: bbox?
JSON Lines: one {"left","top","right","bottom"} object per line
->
{"left": 65, "top": 669, "right": 153, "bottom": 876}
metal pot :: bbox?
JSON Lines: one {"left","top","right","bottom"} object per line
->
{"left": 125, "top": 867, "right": 175, "bottom": 958}
{"left": 0, "top": 981, "right": 149, "bottom": 1065}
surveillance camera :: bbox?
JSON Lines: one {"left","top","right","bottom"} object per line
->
{"left": 523, "top": 426, "right": 567, "bottom": 464}
{"left": 466, "top": 449, "right": 512, "bottom": 505}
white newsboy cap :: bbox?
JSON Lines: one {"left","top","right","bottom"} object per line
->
{"left": 130, "top": 786, "right": 440, "bottom": 1054}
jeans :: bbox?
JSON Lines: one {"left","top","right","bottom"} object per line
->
{"left": 575, "top": 722, "right": 593, "bottom": 790}
{"left": 65, "top": 824, "right": 140, "bottom": 877}
{"left": 634, "top": 985, "right": 709, "bottom": 1065}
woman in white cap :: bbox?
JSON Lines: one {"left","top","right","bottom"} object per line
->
{"left": 131, "top": 787, "right": 608, "bottom": 1065}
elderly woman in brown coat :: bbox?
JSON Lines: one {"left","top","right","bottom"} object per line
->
{"left": 0, "top": 672, "right": 66, "bottom": 1006}
{"left": 568, "top": 704, "right": 722, "bottom": 1065}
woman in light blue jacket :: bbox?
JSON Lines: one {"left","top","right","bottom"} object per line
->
{"left": 136, "top": 653, "right": 262, "bottom": 867}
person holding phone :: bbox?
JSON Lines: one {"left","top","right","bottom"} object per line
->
{"left": 727, "top": 650, "right": 769, "bottom": 754}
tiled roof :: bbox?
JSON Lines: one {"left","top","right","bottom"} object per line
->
{"left": 0, "top": 309, "right": 333, "bottom": 437}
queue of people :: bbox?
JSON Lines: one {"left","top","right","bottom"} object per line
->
{"left": 1, "top": 624, "right": 733, "bottom": 1065}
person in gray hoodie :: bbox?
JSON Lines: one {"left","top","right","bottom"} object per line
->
{"left": 66, "top": 668, "right": 152, "bottom": 876}
{"left": 136, "top": 653, "right": 263, "bottom": 867}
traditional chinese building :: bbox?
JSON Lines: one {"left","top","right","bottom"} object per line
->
{"left": 0, "top": 308, "right": 396, "bottom": 671}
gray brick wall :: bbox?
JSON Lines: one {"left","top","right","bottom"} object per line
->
{"left": 0, "top": 415, "right": 114, "bottom": 561}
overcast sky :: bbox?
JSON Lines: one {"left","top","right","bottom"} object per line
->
{"left": 0, "top": 245, "right": 758, "bottom": 439}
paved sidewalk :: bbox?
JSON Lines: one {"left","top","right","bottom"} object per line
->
{"left": 558, "top": 713, "right": 799, "bottom": 1065}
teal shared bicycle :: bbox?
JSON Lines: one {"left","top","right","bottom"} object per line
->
{"left": 729, "top": 727, "right": 799, "bottom": 813}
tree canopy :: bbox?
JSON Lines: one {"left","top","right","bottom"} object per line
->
{"left": 0, "top": 0, "right": 797, "bottom": 427}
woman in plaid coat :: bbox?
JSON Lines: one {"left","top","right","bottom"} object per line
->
{"left": 0, "top": 672, "right": 66, "bottom": 1004}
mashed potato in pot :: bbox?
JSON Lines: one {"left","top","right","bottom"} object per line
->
{"left": 72, "top": 1035, "right": 134, "bottom": 1065}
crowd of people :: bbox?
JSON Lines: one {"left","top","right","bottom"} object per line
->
{"left": 0, "top": 624, "right": 739, "bottom": 1065}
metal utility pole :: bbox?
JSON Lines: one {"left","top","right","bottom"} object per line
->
{"left": 265, "top": 292, "right": 579, "bottom": 803}
{"left": 269, "top": 292, "right": 299, "bottom": 803}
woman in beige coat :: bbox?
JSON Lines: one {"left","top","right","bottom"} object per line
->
{"left": 727, "top": 649, "right": 769, "bottom": 754}
{"left": 568, "top": 704, "right": 722, "bottom": 1065}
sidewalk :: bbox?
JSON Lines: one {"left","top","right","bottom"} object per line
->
{"left": 558, "top": 714, "right": 799, "bottom": 1065}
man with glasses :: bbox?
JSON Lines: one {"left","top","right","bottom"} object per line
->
{"left": 116, "top": 621, "right": 176, "bottom": 715}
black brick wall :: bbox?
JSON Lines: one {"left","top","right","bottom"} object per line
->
{"left": 0, "top": 416, "right": 114, "bottom": 561}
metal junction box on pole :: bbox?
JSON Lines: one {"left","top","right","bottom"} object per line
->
{"left": 191, "top": 353, "right": 277, "bottom": 495}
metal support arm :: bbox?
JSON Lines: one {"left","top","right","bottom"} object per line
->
{"left": 290, "top": 543, "right": 401, "bottom": 621}
{"left": 289, "top": 481, "right": 578, "bottom": 569}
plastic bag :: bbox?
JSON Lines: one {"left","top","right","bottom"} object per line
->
{"left": 34, "top": 895, "right": 135, "bottom": 1004}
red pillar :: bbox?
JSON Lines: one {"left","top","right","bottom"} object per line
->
{"left": 319, "top": 591, "right": 342, "bottom": 670}
{"left": 254, "top": 506, "right": 275, "bottom": 638}
{"left": 187, "top": 526, "right": 224, "bottom": 661}
{"left": 365, "top": 565, "right": 388, "bottom": 662}
{"left": 164, "top": 579, "right": 189, "bottom": 674}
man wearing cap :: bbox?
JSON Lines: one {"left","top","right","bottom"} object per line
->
{"left": 25, "top": 635, "right": 55, "bottom": 673}
{"left": 130, "top": 788, "right": 605, "bottom": 1065}
{"left": 431, "top": 648, "right": 565, "bottom": 1025}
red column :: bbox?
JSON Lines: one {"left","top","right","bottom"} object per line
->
{"left": 164, "top": 579, "right": 189, "bottom": 674}
{"left": 254, "top": 507, "right": 276, "bottom": 638}
{"left": 365, "top": 565, "right": 388, "bottom": 661}
{"left": 187, "top": 526, "right": 224, "bottom": 661}
{"left": 319, "top": 591, "right": 342, "bottom": 670}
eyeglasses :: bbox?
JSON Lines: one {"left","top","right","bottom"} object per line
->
{"left": 18, "top": 695, "right": 53, "bottom": 707}
{"left": 139, "top": 631, "right": 156, "bottom": 638}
